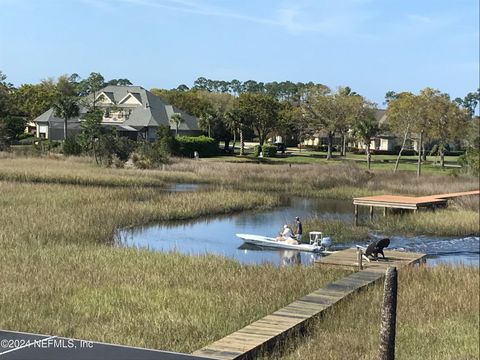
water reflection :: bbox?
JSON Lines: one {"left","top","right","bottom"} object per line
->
{"left": 164, "top": 183, "right": 202, "bottom": 192}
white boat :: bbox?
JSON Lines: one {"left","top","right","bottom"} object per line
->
{"left": 236, "top": 232, "right": 335, "bottom": 253}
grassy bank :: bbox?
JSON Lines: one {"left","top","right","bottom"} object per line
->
{"left": 261, "top": 265, "right": 479, "bottom": 360}
{"left": 0, "top": 181, "right": 280, "bottom": 246}
{"left": 1, "top": 156, "right": 478, "bottom": 200}
{"left": 372, "top": 209, "right": 480, "bottom": 237}
{"left": 1, "top": 155, "right": 477, "bottom": 242}
{"left": 0, "top": 244, "right": 348, "bottom": 353}
{"left": 301, "top": 204, "right": 479, "bottom": 244}
{"left": 168, "top": 158, "right": 478, "bottom": 199}
{"left": 302, "top": 218, "right": 371, "bottom": 243}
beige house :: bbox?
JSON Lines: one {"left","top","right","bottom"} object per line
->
{"left": 33, "top": 85, "right": 201, "bottom": 140}
{"left": 303, "top": 109, "right": 397, "bottom": 151}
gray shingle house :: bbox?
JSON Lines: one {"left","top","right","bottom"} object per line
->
{"left": 34, "top": 85, "right": 201, "bottom": 140}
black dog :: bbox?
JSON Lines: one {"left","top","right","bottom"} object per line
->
{"left": 364, "top": 238, "right": 390, "bottom": 260}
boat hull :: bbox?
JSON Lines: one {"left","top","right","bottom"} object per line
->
{"left": 236, "top": 233, "right": 326, "bottom": 253}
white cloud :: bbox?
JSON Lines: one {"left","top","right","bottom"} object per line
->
{"left": 79, "top": 0, "right": 378, "bottom": 36}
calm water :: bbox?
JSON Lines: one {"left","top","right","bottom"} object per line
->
{"left": 116, "top": 196, "right": 479, "bottom": 267}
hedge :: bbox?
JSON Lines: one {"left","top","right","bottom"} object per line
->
{"left": 175, "top": 136, "right": 218, "bottom": 157}
{"left": 253, "top": 144, "right": 277, "bottom": 157}
{"left": 351, "top": 148, "right": 417, "bottom": 156}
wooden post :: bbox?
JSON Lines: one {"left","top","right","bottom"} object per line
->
{"left": 354, "top": 204, "right": 359, "bottom": 226}
{"left": 383, "top": 207, "right": 387, "bottom": 217}
{"left": 378, "top": 267, "right": 398, "bottom": 360}
{"left": 370, "top": 206, "right": 374, "bottom": 221}
{"left": 356, "top": 247, "right": 363, "bottom": 270}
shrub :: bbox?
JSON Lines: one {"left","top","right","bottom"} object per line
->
{"left": 156, "top": 125, "right": 178, "bottom": 156}
{"left": 62, "top": 136, "right": 82, "bottom": 156}
{"left": 253, "top": 145, "right": 261, "bottom": 157}
{"left": 262, "top": 144, "right": 277, "bottom": 157}
{"left": 175, "top": 136, "right": 218, "bottom": 157}
{"left": 18, "top": 133, "right": 34, "bottom": 141}
{"left": 352, "top": 149, "right": 417, "bottom": 156}
{"left": 459, "top": 147, "right": 479, "bottom": 176}
{"left": 115, "top": 137, "right": 136, "bottom": 161}
{"left": 251, "top": 144, "right": 277, "bottom": 157}
{"left": 94, "top": 133, "right": 136, "bottom": 165}
{"left": 131, "top": 141, "right": 169, "bottom": 169}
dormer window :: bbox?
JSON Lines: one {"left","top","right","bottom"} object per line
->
{"left": 118, "top": 92, "right": 142, "bottom": 106}
{"left": 95, "top": 91, "right": 115, "bottom": 105}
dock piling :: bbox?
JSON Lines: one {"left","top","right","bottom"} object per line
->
{"left": 356, "top": 247, "right": 363, "bottom": 270}
{"left": 354, "top": 204, "right": 359, "bottom": 226}
{"left": 378, "top": 267, "right": 398, "bottom": 360}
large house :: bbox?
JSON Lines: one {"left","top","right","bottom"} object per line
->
{"left": 33, "top": 85, "right": 201, "bottom": 140}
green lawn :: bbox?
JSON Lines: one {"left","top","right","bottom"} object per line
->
{"left": 207, "top": 149, "right": 461, "bottom": 174}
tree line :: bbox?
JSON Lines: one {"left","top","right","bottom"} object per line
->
{"left": 154, "top": 77, "right": 478, "bottom": 174}
{"left": 1, "top": 71, "right": 478, "bottom": 175}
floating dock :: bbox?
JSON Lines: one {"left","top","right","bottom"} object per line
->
{"left": 193, "top": 248, "right": 426, "bottom": 360}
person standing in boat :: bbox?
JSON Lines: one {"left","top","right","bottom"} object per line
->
{"left": 295, "top": 217, "right": 303, "bottom": 243}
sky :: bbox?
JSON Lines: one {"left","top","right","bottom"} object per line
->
{"left": 0, "top": 0, "right": 478, "bottom": 105}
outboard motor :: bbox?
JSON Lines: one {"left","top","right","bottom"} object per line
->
{"left": 309, "top": 231, "right": 333, "bottom": 251}
{"left": 320, "top": 236, "right": 332, "bottom": 251}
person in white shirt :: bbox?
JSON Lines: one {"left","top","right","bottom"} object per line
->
{"left": 276, "top": 225, "right": 298, "bottom": 244}
{"left": 281, "top": 224, "right": 293, "bottom": 239}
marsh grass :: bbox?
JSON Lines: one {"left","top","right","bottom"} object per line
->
{"left": 0, "top": 177, "right": 349, "bottom": 352}
{"left": 302, "top": 218, "right": 371, "bottom": 243}
{"left": 0, "top": 244, "right": 349, "bottom": 352}
{"left": 0, "top": 155, "right": 478, "bottom": 355}
{"left": 2, "top": 157, "right": 477, "bottom": 199}
{"left": 261, "top": 265, "right": 479, "bottom": 360}
{"left": 166, "top": 159, "right": 478, "bottom": 199}
{"left": 372, "top": 209, "right": 480, "bottom": 237}
{"left": 0, "top": 181, "right": 280, "bottom": 246}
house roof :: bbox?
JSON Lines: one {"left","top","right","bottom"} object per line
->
{"left": 33, "top": 85, "right": 200, "bottom": 131}
{"left": 375, "top": 109, "right": 387, "bottom": 124}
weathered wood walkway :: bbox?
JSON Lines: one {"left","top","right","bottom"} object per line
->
{"left": 193, "top": 249, "right": 426, "bottom": 360}
{"left": 353, "top": 190, "right": 480, "bottom": 224}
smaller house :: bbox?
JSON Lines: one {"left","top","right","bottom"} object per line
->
{"left": 302, "top": 109, "right": 397, "bottom": 151}
{"left": 33, "top": 85, "right": 201, "bottom": 140}
{"left": 355, "top": 110, "right": 396, "bottom": 151}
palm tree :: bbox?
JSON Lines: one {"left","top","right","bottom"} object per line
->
{"left": 199, "top": 111, "right": 214, "bottom": 137}
{"left": 53, "top": 96, "right": 79, "bottom": 140}
{"left": 170, "top": 113, "right": 184, "bottom": 137}
{"left": 352, "top": 108, "right": 380, "bottom": 170}
{"left": 226, "top": 108, "right": 248, "bottom": 155}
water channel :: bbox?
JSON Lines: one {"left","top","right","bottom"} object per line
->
{"left": 116, "top": 190, "right": 479, "bottom": 267}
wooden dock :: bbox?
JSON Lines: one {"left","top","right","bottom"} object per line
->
{"left": 315, "top": 248, "right": 426, "bottom": 270}
{"left": 193, "top": 249, "right": 426, "bottom": 360}
{"left": 353, "top": 190, "right": 479, "bottom": 224}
